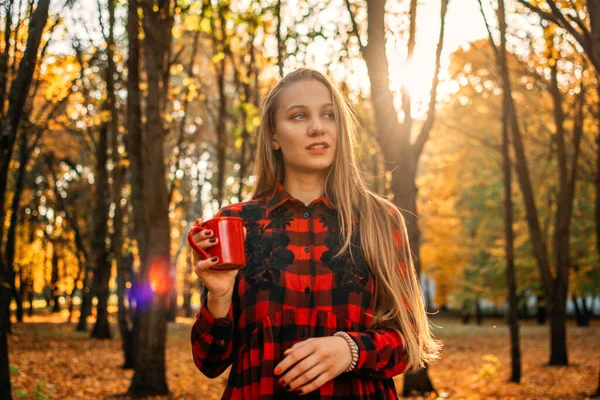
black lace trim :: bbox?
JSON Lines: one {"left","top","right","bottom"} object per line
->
{"left": 242, "top": 203, "right": 294, "bottom": 289}
{"left": 319, "top": 212, "right": 369, "bottom": 293}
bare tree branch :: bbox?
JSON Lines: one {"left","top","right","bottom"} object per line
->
{"left": 414, "top": 0, "right": 449, "bottom": 157}
{"left": 477, "top": 0, "right": 498, "bottom": 57}
{"left": 344, "top": 0, "right": 364, "bottom": 50}
{"left": 517, "top": 0, "right": 561, "bottom": 24}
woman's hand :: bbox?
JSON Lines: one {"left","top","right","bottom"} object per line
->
{"left": 273, "top": 336, "right": 353, "bottom": 395}
{"left": 191, "top": 218, "right": 245, "bottom": 299}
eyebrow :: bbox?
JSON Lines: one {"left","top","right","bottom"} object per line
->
{"left": 285, "top": 103, "right": 334, "bottom": 112}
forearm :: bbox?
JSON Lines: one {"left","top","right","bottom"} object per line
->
{"left": 207, "top": 291, "right": 232, "bottom": 318}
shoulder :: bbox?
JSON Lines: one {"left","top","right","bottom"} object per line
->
{"left": 214, "top": 196, "right": 268, "bottom": 219}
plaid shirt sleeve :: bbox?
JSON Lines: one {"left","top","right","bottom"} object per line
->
{"left": 346, "top": 327, "right": 408, "bottom": 379}
{"left": 190, "top": 285, "right": 236, "bottom": 378}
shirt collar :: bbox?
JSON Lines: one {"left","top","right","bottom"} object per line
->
{"left": 266, "top": 181, "right": 335, "bottom": 216}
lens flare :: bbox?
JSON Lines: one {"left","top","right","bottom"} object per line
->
{"left": 148, "top": 256, "right": 172, "bottom": 296}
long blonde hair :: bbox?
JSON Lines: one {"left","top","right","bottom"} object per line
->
{"left": 253, "top": 68, "right": 440, "bottom": 371}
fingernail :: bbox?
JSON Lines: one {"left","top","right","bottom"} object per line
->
{"left": 209, "top": 238, "right": 217, "bottom": 243}
{"left": 211, "top": 257, "right": 218, "bottom": 262}
{"left": 284, "top": 349, "right": 291, "bottom": 356}
{"left": 205, "top": 230, "right": 213, "bottom": 235}
{"left": 274, "top": 368, "right": 281, "bottom": 375}
{"left": 278, "top": 379, "right": 285, "bottom": 386}
{"left": 285, "top": 384, "right": 291, "bottom": 391}
{"left": 295, "top": 390, "right": 303, "bottom": 395}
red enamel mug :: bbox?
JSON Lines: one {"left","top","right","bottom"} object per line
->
{"left": 187, "top": 217, "right": 247, "bottom": 271}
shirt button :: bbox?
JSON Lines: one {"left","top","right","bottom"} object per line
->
{"left": 304, "top": 287, "right": 310, "bottom": 294}
{"left": 304, "top": 246, "right": 310, "bottom": 253}
{"left": 299, "top": 329, "right": 306, "bottom": 338}
{"left": 303, "top": 212, "right": 309, "bottom": 218}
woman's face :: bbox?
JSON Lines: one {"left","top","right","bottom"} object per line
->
{"left": 272, "top": 79, "right": 337, "bottom": 180}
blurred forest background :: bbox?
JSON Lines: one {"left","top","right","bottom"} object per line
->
{"left": 1, "top": 0, "right": 599, "bottom": 398}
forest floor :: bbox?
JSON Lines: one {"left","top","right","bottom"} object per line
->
{"left": 8, "top": 310, "right": 600, "bottom": 399}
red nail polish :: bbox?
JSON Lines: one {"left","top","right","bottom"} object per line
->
{"left": 274, "top": 368, "right": 281, "bottom": 375}
{"left": 278, "top": 379, "right": 285, "bottom": 387}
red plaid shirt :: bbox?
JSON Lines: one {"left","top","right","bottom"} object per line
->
{"left": 191, "top": 183, "right": 408, "bottom": 399}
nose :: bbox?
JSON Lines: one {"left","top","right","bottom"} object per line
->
{"left": 308, "top": 118, "right": 326, "bottom": 136}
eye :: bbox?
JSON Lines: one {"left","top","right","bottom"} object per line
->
{"left": 323, "top": 112, "right": 335, "bottom": 120}
{"left": 292, "top": 113, "right": 306, "bottom": 120}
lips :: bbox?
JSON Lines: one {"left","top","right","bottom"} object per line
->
{"left": 306, "top": 142, "right": 329, "bottom": 150}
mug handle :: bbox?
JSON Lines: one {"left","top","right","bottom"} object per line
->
{"left": 187, "top": 225, "right": 210, "bottom": 260}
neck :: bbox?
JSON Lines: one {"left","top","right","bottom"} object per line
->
{"left": 283, "top": 172, "right": 327, "bottom": 206}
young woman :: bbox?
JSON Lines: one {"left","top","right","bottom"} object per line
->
{"left": 190, "top": 68, "right": 440, "bottom": 399}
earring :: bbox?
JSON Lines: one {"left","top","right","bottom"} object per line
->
{"left": 272, "top": 142, "right": 280, "bottom": 150}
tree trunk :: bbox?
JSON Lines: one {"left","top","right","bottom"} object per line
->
{"left": 0, "top": 4, "right": 51, "bottom": 390}
{"left": 475, "top": 299, "right": 483, "bottom": 326}
{"left": 536, "top": 295, "right": 547, "bottom": 324}
{"left": 5, "top": 129, "right": 27, "bottom": 323}
{"left": 547, "top": 58, "right": 584, "bottom": 365}
{"left": 595, "top": 85, "right": 600, "bottom": 334}
{"left": 502, "top": 28, "right": 584, "bottom": 368}
{"left": 517, "top": 0, "right": 594, "bottom": 368}
{"left": 353, "top": 0, "right": 448, "bottom": 395}
{"left": 92, "top": 0, "right": 120, "bottom": 341}
{"left": 90, "top": 120, "right": 111, "bottom": 340}
{"left": 182, "top": 280, "right": 192, "bottom": 318}
{"left": 211, "top": 3, "right": 228, "bottom": 208}
{"left": 403, "top": 369, "right": 435, "bottom": 397}
{"left": 26, "top": 277, "right": 33, "bottom": 317}
{"left": 63, "top": 209, "right": 87, "bottom": 324}
{"left": 580, "top": 296, "right": 591, "bottom": 326}
{"left": 50, "top": 244, "right": 61, "bottom": 313}
{"left": 166, "top": 289, "right": 177, "bottom": 322}
{"left": 236, "top": 50, "right": 257, "bottom": 201}
{"left": 124, "top": 0, "right": 146, "bottom": 262}
{"left": 275, "top": 0, "right": 284, "bottom": 78}
{"left": 0, "top": 0, "right": 15, "bottom": 115}
{"left": 67, "top": 258, "right": 83, "bottom": 323}
{"left": 118, "top": 0, "right": 142, "bottom": 371}
{"left": 76, "top": 267, "right": 94, "bottom": 332}
{"left": 461, "top": 300, "right": 471, "bottom": 324}
{"left": 0, "top": 0, "right": 50, "bottom": 234}
{"left": 587, "top": 0, "right": 600, "bottom": 74}
{"left": 118, "top": 252, "right": 135, "bottom": 369}
{"left": 596, "top": 355, "right": 600, "bottom": 396}
{"left": 519, "top": 295, "right": 528, "bottom": 319}
{"left": 497, "top": 0, "right": 521, "bottom": 382}
{"left": 128, "top": 0, "right": 173, "bottom": 394}
{"left": 572, "top": 296, "right": 590, "bottom": 327}
{"left": 106, "top": 0, "right": 129, "bottom": 359}
{"left": 0, "top": 276, "right": 11, "bottom": 399}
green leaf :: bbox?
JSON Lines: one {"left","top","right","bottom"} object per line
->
{"left": 10, "top": 365, "right": 18, "bottom": 374}
{"left": 14, "top": 390, "right": 26, "bottom": 399}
